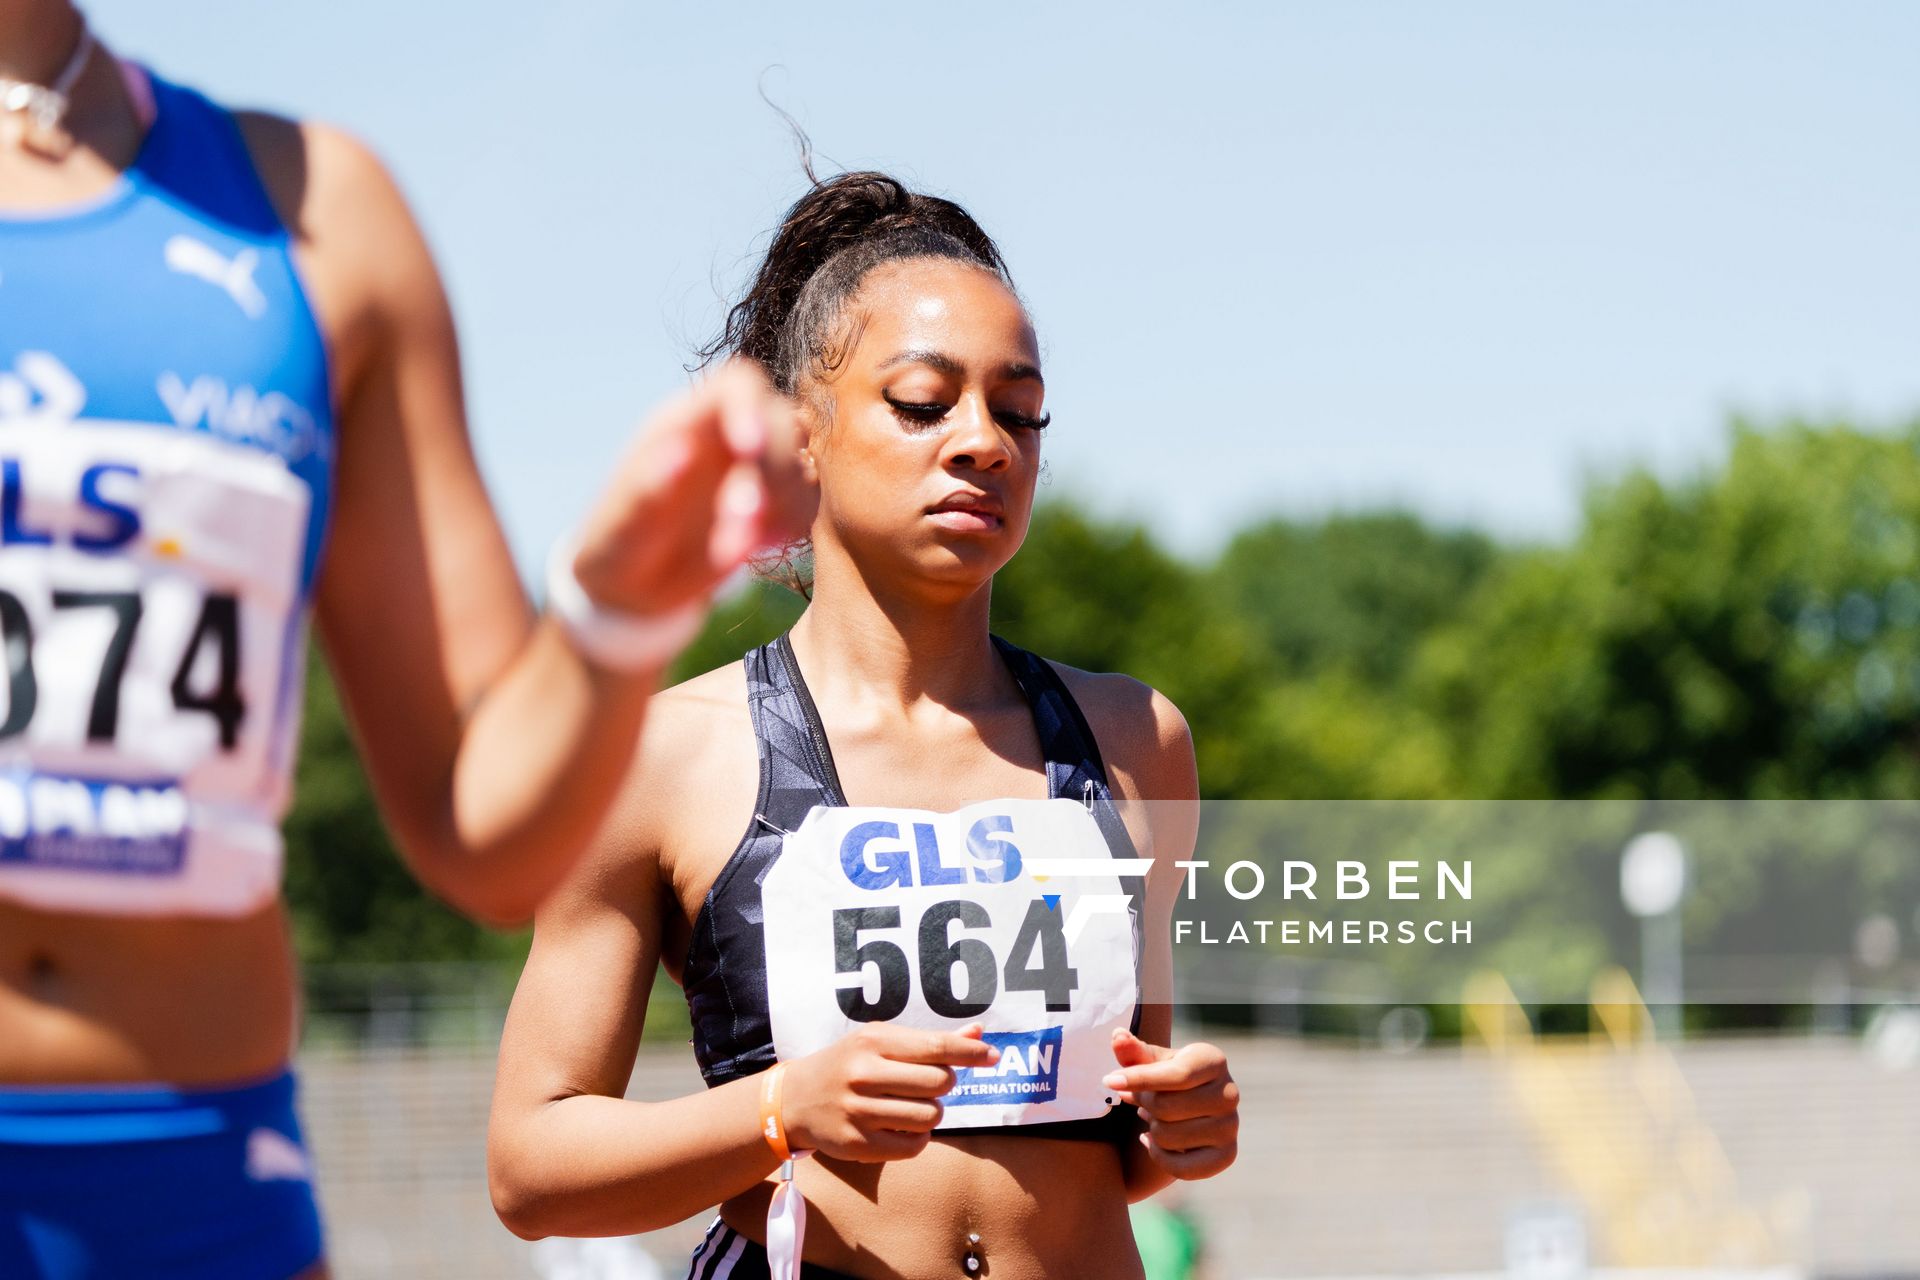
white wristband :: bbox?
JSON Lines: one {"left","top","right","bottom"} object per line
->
{"left": 544, "top": 539, "right": 706, "bottom": 673}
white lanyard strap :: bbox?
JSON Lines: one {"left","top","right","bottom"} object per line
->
{"left": 766, "top": 1152, "right": 810, "bottom": 1280}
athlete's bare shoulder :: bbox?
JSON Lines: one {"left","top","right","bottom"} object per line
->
{"left": 1044, "top": 661, "right": 1197, "bottom": 805}
{"left": 229, "top": 112, "right": 444, "bottom": 401}
{"left": 620, "top": 658, "right": 761, "bottom": 891}
{"left": 640, "top": 659, "right": 756, "bottom": 779}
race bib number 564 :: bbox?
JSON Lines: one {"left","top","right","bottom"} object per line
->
{"left": 764, "top": 799, "right": 1139, "bottom": 1129}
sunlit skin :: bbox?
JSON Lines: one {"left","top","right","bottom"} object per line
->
{"left": 489, "top": 258, "right": 1235, "bottom": 1279}
{"left": 803, "top": 261, "right": 1049, "bottom": 601}
{"left": 1, "top": 6, "right": 803, "bottom": 1277}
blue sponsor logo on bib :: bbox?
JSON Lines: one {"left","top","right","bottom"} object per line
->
{"left": 945, "top": 1026, "right": 1063, "bottom": 1106}
{"left": 0, "top": 771, "right": 188, "bottom": 875}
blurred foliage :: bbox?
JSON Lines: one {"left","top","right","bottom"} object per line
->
{"left": 285, "top": 418, "right": 1920, "bottom": 1006}
{"left": 1419, "top": 422, "right": 1920, "bottom": 799}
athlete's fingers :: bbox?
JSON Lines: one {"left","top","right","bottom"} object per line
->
{"left": 697, "top": 364, "right": 810, "bottom": 571}
{"left": 705, "top": 462, "right": 766, "bottom": 576}
{"left": 851, "top": 1095, "right": 945, "bottom": 1133}
{"left": 847, "top": 1060, "right": 957, "bottom": 1100}
{"left": 753, "top": 397, "right": 816, "bottom": 548}
{"left": 1134, "top": 1073, "right": 1239, "bottom": 1123}
{"left": 1104, "top": 1028, "right": 1172, "bottom": 1103}
{"left": 711, "top": 358, "right": 772, "bottom": 459}
{"left": 1144, "top": 1110, "right": 1239, "bottom": 1154}
{"left": 1109, "top": 1027, "right": 1171, "bottom": 1069}
{"left": 1102, "top": 1041, "right": 1226, "bottom": 1094}
{"left": 873, "top": 1026, "right": 1001, "bottom": 1068}
{"left": 859, "top": 1128, "right": 934, "bottom": 1162}
{"left": 621, "top": 366, "right": 751, "bottom": 495}
{"left": 570, "top": 360, "right": 812, "bottom": 613}
{"left": 1146, "top": 1137, "right": 1238, "bottom": 1179}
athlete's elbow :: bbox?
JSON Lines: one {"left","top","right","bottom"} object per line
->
{"left": 407, "top": 839, "right": 548, "bottom": 928}
{"left": 489, "top": 1166, "right": 672, "bottom": 1241}
{"left": 493, "top": 1195, "right": 563, "bottom": 1242}
{"left": 491, "top": 1189, "right": 549, "bottom": 1242}
{"left": 449, "top": 877, "right": 541, "bottom": 930}
{"left": 487, "top": 1147, "right": 560, "bottom": 1240}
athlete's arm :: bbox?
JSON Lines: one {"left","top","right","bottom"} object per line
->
{"left": 486, "top": 771, "right": 782, "bottom": 1238}
{"left": 1058, "top": 672, "right": 1237, "bottom": 1200}
{"left": 486, "top": 713, "right": 999, "bottom": 1239}
{"left": 240, "top": 117, "right": 797, "bottom": 924}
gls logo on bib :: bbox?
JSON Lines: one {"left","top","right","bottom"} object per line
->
{"left": 763, "top": 798, "right": 1140, "bottom": 1130}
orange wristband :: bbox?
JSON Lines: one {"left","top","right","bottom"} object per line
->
{"left": 758, "top": 1063, "right": 792, "bottom": 1162}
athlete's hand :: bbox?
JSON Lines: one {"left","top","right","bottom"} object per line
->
{"left": 1103, "top": 1028, "right": 1239, "bottom": 1181}
{"left": 568, "top": 359, "right": 812, "bottom": 618}
{"left": 781, "top": 1023, "right": 1000, "bottom": 1162}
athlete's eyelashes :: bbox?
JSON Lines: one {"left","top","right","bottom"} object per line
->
{"left": 881, "top": 392, "right": 1051, "bottom": 432}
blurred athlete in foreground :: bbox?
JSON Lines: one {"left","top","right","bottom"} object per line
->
{"left": 0, "top": 4, "right": 806, "bottom": 1276}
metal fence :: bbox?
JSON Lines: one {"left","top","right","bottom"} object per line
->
{"left": 295, "top": 965, "right": 1920, "bottom": 1280}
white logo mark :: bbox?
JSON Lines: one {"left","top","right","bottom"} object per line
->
{"left": 245, "top": 1127, "right": 312, "bottom": 1182}
{"left": 1022, "top": 857, "right": 1153, "bottom": 946}
{"left": 157, "top": 371, "right": 323, "bottom": 463}
{"left": 0, "top": 350, "right": 85, "bottom": 423}
{"left": 164, "top": 235, "right": 267, "bottom": 319}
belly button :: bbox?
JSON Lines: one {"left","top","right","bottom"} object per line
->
{"left": 25, "top": 950, "right": 59, "bottom": 991}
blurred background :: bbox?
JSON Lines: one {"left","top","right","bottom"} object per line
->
{"left": 84, "top": 2, "right": 1920, "bottom": 1277}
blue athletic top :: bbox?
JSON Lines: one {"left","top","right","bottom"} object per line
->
{"left": 682, "top": 632, "right": 1146, "bottom": 1143}
{"left": 0, "top": 69, "right": 334, "bottom": 916}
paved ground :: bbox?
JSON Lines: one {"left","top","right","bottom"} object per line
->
{"left": 297, "top": 1034, "right": 1920, "bottom": 1279}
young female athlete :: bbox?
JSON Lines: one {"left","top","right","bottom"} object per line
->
{"left": 0, "top": 5, "right": 804, "bottom": 1277}
{"left": 488, "top": 169, "right": 1239, "bottom": 1279}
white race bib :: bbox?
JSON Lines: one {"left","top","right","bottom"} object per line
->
{"left": 764, "top": 798, "right": 1139, "bottom": 1129}
{"left": 0, "top": 417, "right": 312, "bottom": 915}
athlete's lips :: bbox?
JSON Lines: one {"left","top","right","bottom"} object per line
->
{"left": 927, "top": 490, "right": 1005, "bottom": 531}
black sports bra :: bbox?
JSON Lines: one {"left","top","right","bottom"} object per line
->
{"left": 678, "top": 632, "right": 1145, "bottom": 1144}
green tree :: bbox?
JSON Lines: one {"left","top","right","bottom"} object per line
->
{"left": 989, "top": 503, "right": 1278, "bottom": 798}
{"left": 1212, "top": 513, "right": 1500, "bottom": 686}
{"left": 1415, "top": 421, "right": 1920, "bottom": 799}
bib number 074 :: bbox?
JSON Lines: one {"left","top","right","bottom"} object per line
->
{"left": 0, "top": 587, "right": 245, "bottom": 747}
{"left": 833, "top": 897, "right": 1078, "bottom": 1021}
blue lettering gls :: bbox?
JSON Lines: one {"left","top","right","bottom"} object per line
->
{"left": 75, "top": 463, "right": 142, "bottom": 552}
{"left": 914, "top": 822, "right": 966, "bottom": 886}
{"left": 0, "top": 459, "right": 142, "bottom": 550}
{"left": 1, "top": 459, "right": 52, "bottom": 546}
{"left": 841, "top": 820, "right": 911, "bottom": 890}
{"left": 965, "top": 814, "right": 1023, "bottom": 883}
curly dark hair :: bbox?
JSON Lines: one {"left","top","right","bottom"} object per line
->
{"left": 700, "top": 158, "right": 1017, "bottom": 596}
{"left": 698, "top": 169, "right": 1013, "bottom": 394}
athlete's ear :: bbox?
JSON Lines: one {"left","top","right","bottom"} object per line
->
{"left": 794, "top": 396, "right": 824, "bottom": 486}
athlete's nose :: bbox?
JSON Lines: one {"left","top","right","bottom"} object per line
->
{"left": 940, "top": 396, "right": 1013, "bottom": 474}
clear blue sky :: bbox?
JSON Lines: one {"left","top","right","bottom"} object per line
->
{"left": 91, "top": 1, "right": 1920, "bottom": 560}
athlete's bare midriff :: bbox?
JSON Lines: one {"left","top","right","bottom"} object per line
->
{"left": 0, "top": 62, "right": 316, "bottom": 1094}
{"left": 721, "top": 1132, "right": 1144, "bottom": 1280}
{"left": 0, "top": 899, "right": 299, "bottom": 1086}
{"left": 645, "top": 660, "right": 1150, "bottom": 1279}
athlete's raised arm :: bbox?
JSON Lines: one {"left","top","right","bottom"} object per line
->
{"left": 240, "top": 116, "right": 804, "bottom": 925}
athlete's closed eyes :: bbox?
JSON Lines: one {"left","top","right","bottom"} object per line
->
{"left": 881, "top": 389, "right": 1052, "bottom": 432}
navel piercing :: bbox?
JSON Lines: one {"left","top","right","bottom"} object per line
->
{"left": 962, "top": 1231, "right": 983, "bottom": 1275}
